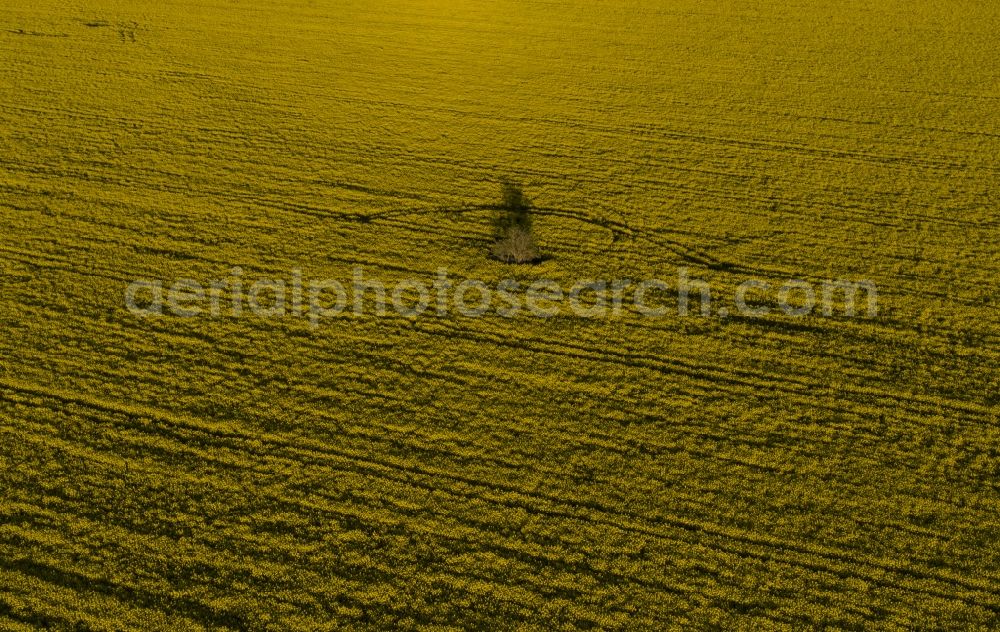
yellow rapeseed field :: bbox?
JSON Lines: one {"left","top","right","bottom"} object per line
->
{"left": 1, "top": 0, "right": 998, "bottom": 628}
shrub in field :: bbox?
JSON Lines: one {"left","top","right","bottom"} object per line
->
{"left": 491, "top": 182, "right": 542, "bottom": 264}
{"left": 491, "top": 225, "right": 540, "bottom": 264}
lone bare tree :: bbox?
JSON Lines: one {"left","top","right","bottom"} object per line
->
{"left": 491, "top": 181, "right": 541, "bottom": 264}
